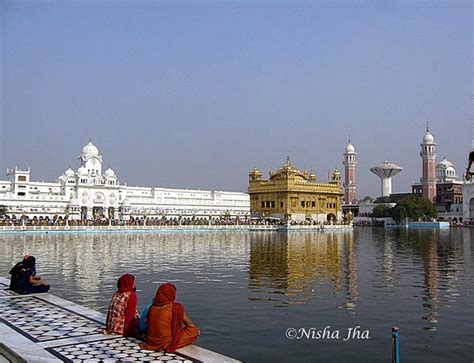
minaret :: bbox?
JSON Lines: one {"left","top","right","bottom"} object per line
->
{"left": 343, "top": 139, "right": 357, "bottom": 204}
{"left": 420, "top": 126, "right": 437, "bottom": 202}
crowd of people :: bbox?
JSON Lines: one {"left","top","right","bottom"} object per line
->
{"left": 0, "top": 215, "right": 350, "bottom": 227}
{"left": 0, "top": 215, "right": 249, "bottom": 227}
{"left": 8, "top": 256, "right": 199, "bottom": 353}
{"left": 352, "top": 219, "right": 386, "bottom": 227}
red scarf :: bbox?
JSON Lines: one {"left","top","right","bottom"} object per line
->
{"left": 117, "top": 274, "right": 137, "bottom": 336}
{"left": 154, "top": 283, "right": 184, "bottom": 352}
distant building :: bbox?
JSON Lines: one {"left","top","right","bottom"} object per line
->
{"left": 435, "top": 158, "right": 463, "bottom": 211}
{"left": 407, "top": 127, "right": 463, "bottom": 218}
{"left": 418, "top": 127, "right": 437, "bottom": 202}
{"left": 463, "top": 179, "right": 474, "bottom": 221}
{"left": 248, "top": 158, "right": 343, "bottom": 222}
{"left": 0, "top": 140, "right": 250, "bottom": 220}
{"left": 343, "top": 141, "right": 357, "bottom": 204}
{"left": 370, "top": 161, "right": 403, "bottom": 198}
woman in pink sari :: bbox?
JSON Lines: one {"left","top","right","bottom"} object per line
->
{"left": 105, "top": 274, "right": 139, "bottom": 337}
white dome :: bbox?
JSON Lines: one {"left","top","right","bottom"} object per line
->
{"left": 77, "top": 166, "right": 88, "bottom": 176}
{"left": 65, "top": 167, "right": 75, "bottom": 178}
{"left": 81, "top": 140, "right": 99, "bottom": 158}
{"left": 437, "top": 158, "right": 454, "bottom": 169}
{"left": 423, "top": 130, "right": 434, "bottom": 144}
{"left": 104, "top": 168, "right": 115, "bottom": 177}
{"left": 345, "top": 142, "right": 355, "bottom": 154}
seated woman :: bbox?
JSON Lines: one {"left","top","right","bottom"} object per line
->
{"left": 9, "top": 255, "right": 50, "bottom": 294}
{"left": 138, "top": 298, "right": 154, "bottom": 335}
{"left": 105, "top": 274, "right": 139, "bottom": 337}
{"left": 141, "top": 283, "right": 200, "bottom": 352}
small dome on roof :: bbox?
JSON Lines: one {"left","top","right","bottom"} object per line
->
{"left": 345, "top": 142, "right": 355, "bottom": 153}
{"left": 65, "top": 167, "right": 75, "bottom": 178}
{"left": 436, "top": 157, "right": 454, "bottom": 169}
{"left": 104, "top": 168, "right": 115, "bottom": 177}
{"left": 77, "top": 166, "right": 88, "bottom": 176}
{"left": 423, "top": 128, "right": 435, "bottom": 144}
{"left": 81, "top": 140, "right": 99, "bottom": 158}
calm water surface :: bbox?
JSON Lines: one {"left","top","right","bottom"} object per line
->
{"left": 0, "top": 228, "right": 472, "bottom": 362}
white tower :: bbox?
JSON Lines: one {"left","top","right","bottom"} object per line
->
{"left": 370, "top": 161, "right": 403, "bottom": 197}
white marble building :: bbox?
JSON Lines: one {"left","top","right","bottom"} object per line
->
{"left": 462, "top": 181, "right": 474, "bottom": 220}
{"left": 0, "top": 140, "right": 250, "bottom": 220}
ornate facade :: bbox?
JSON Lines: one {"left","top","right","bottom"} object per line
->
{"left": 0, "top": 140, "right": 250, "bottom": 220}
{"left": 248, "top": 158, "right": 343, "bottom": 222}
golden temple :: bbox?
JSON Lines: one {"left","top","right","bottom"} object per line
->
{"left": 248, "top": 157, "right": 343, "bottom": 223}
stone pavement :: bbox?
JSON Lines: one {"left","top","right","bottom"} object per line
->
{"left": 0, "top": 277, "right": 239, "bottom": 363}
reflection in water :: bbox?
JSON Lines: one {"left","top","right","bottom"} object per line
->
{"left": 248, "top": 232, "right": 355, "bottom": 306}
{"left": 382, "top": 233, "right": 395, "bottom": 287}
{"left": 343, "top": 232, "right": 358, "bottom": 310}
{"left": 0, "top": 229, "right": 472, "bottom": 363}
{"left": 0, "top": 232, "right": 251, "bottom": 310}
{"left": 387, "top": 228, "right": 467, "bottom": 332}
{"left": 423, "top": 231, "right": 439, "bottom": 330}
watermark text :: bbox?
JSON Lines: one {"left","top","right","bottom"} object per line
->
{"left": 285, "top": 326, "right": 370, "bottom": 341}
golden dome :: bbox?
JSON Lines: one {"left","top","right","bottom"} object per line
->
{"left": 249, "top": 167, "right": 262, "bottom": 181}
{"left": 269, "top": 157, "right": 307, "bottom": 181}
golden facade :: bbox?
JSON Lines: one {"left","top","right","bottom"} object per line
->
{"left": 248, "top": 158, "right": 343, "bottom": 222}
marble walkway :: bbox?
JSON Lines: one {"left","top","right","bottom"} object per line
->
{"left": 0, "top": 277, "right": 239, "bottom": 363}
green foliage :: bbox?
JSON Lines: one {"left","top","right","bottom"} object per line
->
{"left": 374, "top": 196, "right": 392, "bottom": 204}
{"left": 360, "top": 196, "right": 373, "bottom": 203}
{"left": 391, "top": 197, "right": 437, "bottom": 224}
{"left": 0, "top": 205, "right": 7, "bottom": 216}
{"left": 371, "top": 204, "right": 393, "bottom": 218}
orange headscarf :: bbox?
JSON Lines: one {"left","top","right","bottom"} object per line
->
{"left": 154, "top": 283, "right": 184, "bottom": 352}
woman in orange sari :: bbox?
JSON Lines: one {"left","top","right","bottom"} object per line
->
{"left": 140, "top": 283, "right": 199, "bottom": 352}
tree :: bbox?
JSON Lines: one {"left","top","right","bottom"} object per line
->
{"left": 391, "top": 197, "right": 436, "bottom": 224}
{"left": 359, "top": 196, "right": 374, "bottom": 203}
{"left": 374, "top": 196, "right": 392, "bottom": 204}
{"left": 371, "top": 204, "right": 393, "bottom": 218}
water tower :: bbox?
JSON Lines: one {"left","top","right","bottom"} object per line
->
{"left": 370, "top": 161, "right": 403, "bottom": 197}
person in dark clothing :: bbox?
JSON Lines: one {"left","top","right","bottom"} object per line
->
{"left": 465, "top": 151, "right": 474, "bottom": 181}
{"left": 9, "top": 255, "right": 50, "bottom": 294}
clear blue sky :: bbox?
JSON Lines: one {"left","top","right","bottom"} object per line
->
{"left": 1, "top": 1, "right": 472, "bottom": 198}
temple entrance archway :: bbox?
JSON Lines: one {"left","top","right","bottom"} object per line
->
{"left": 80, "top": 207, "right": 87, "bottom": 220}
{"left": 327, "top": 213, "right": 336, "bottom": 222}
{"left": 93, "top": 207, "right": 104, "bottom": 218}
